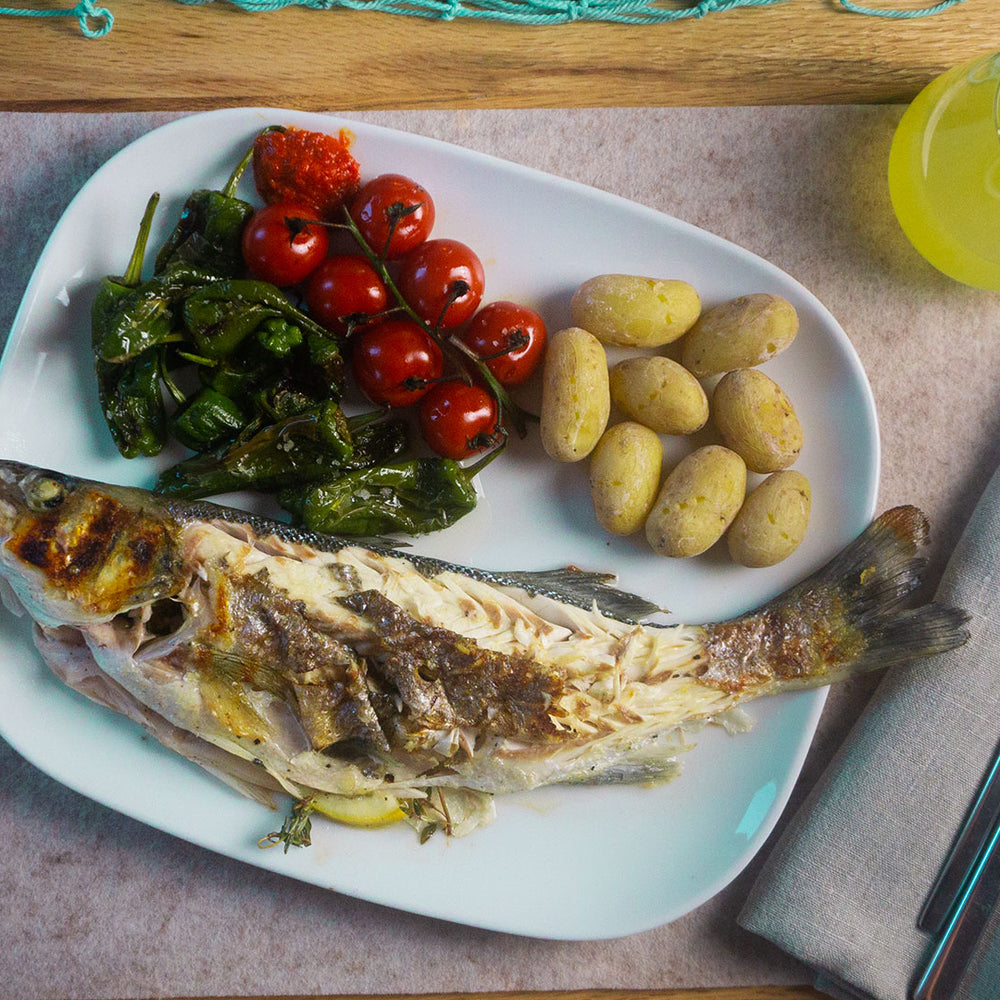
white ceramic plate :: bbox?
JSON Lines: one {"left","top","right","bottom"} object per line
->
{"left": 0, "top": 109, "right": 878, "bottom": 940}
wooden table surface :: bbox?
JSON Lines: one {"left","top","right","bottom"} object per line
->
{"left": 2, "top": 0, "right": 998, "bottom": 110}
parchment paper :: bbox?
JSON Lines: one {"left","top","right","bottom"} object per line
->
{"left": 2, "top": 108, "right": 999, "bottom": 1000}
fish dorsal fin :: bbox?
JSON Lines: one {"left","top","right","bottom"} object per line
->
{"left": 487, "top": 566, "right": 663, "bottom": 624}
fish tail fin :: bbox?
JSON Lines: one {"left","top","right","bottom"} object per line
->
{"left": 699, "top": 506, "right": 970, "bottom": 693}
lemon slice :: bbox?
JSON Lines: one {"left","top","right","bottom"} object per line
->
{"left": 309, "top": 791, "right": 406, "bottom": 829}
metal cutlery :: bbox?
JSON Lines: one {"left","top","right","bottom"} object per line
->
{"left": 911, "top": 737, "right": 1000, "bottom": 1000}
{"left": 911, "top": 812, "right": 1000, "bottom": 1000}
{"left": 919, "top": 739, "right": 1000, "bottom": 935}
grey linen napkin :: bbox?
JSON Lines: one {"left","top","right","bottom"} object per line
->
{"left": 738, "top": 464, "right": 1000, "bottom": 1000}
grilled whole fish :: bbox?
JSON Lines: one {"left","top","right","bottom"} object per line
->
{"left": 0, "top": 459, "right": 969, "bottom": 840}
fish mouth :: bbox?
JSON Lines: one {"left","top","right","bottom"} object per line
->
{"left": 0, "top": 460, "right": 34, "bottom": 539}
{"left": 0, "top": 460, "right": 79, "bottom": 534}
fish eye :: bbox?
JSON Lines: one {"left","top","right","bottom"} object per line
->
{"left": 24, "top": 475, "right": 69, "bottom": 512}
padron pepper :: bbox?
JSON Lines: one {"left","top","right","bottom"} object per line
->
{"left": 250, "top": 372, "right": 325, "bottom": 422}
{"left": 92, "top": 194, "right": 222, "bottom": 365}
{"left": 182, "top": 280, "right": 343, "bottom": 389}
{"left": 153, "top": 134, "right": 261, "bottom": 278}
{"left": 91, "top": 193, "right": 170, "bottom": 457}
{"left": 91, "top": 193, "right": 176, "bottom": 364}
{"left": 154, "top": 400, "right": 365, "bottom": 499}
{"left": 95, "top": 353, "right": 167, "bottom": 459}
{"left": 279, "top": 455, "right": 488, "bottom": 537}
{"left": 256, "top": 317, "right": 304, "bottom": 358}
{"left": 170, "top": 387, "right": 247, "bottom": 452}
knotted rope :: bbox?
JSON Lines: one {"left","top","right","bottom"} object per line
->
{"left": 2, "top": 0, "right": 112, "bottom": 35}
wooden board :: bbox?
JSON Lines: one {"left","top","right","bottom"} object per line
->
{"left": 0, "top": 0, "right": 997, "bottom": 109}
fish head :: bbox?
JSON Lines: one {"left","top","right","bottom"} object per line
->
{"left": 0, "top": 459, "right": 187, "bottom": 627}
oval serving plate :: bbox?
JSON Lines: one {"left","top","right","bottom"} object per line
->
{"left": 0, "top": 108, "right": 878, "bottom": 940}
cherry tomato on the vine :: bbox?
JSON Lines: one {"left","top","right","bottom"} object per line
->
{"left": 459, "top": 301, "right": 548, "bottom": 387}
{"left": 351, "top": 318, "right": 444, "bottom": 408}
{"left": 419, "top": 380, "right": 501, "bottom": 460}
{"left": 304, "top": 254, "right": 390, "bottom": 336}
{"left": 241, "top": 202, "right": 328, "bottom": 287}
{"left": 396, "top": 238, "right": 485, "bottom": 330}
{"left": 350, "top": 174, "right": 436, "bottom": 260}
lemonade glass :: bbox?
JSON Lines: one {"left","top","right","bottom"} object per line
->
{"left": 888, "top": 51, "right": 1000, "bottom": 289}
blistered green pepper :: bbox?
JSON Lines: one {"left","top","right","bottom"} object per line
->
{"left": 92, "top": 196, "right": 221, "bottom": 365}
{"left": 155, "top": 401, "right": 361, "bottom": 499}
{"left": 153, "top": 138, "right": 257, "bottom": 278}
{"left": 304, "top": 330, "right": 344, "bottom": 389}
{"left": 200, "top": 353, "right": 272, "bottom": 402}
{"left": 251, "top": 374, "right": 324, "bottom": 422}
{"left": 91, "top": 193, "right": 159, "bottom": 345}
{"left": 91, "top": 193, "right": 181, "bottom": 364}
{"left": 91, "top": 194, "right": 171, "bottom": 458}
{"left": 95, "top": 353, "right": 167, "bottom": 459}
{"left": 257, "top": 317, "right": 303, "bottom": 358}
{"left": 170, "top": 387, "right": 246, "bottom": 451}
{"left": 280, "top": 456, "right": 484, "bottom": 537}
{"left": 182, "top": 280, "right": 341, "bottom": 384}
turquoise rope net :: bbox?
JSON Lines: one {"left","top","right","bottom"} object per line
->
{"left": 0, "top": 0, "right": 967, "bottom": 35}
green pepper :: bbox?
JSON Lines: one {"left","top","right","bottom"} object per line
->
{"left": 95, "top": 353, "right": 167, "bottom": 459}
{"left": 199, "top": 351, "right": 271, "bottom": 401}
{"left": 257, "top": 317, "right": 303, "bottom": 358}
{"left": 182, "top": 280, "right": 341, "bottom": 380}
{"left": 91, "top": 195, "right": 222, "bottom": 365}
{"left": 91, "top": 193, "right": 180, "bottom": 364}
{"left": 153, "top": 138, "right": 257, "bottom": 278}
{"left": 251, "top": 373, "right": 323, "bottom": 422}
{"left": 304, "top": 330, "right": 344, "bottom": 389}
{"left": 154, "top": 400, "right": 360, "bottom": 499}
{"left": 170, "top": 387, "right": 246, "bottom": 451}
{"left": 91, "top": 193, "right": 160, "bottom": 345}
{"left": 280, "top": 456, "right": 483, "bottom": 537}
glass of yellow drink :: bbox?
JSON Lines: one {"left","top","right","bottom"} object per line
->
{"left": 888, "top": 51, "right": 1000, "bottom": 289}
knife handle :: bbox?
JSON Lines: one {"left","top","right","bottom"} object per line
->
{"left": 911, "top": 815, "right": 1000, "bottom": 1000}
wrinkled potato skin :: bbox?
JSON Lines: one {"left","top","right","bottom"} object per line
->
{"left": 609, "top": 356, "right": 709, "bottom": 436}
{"left": 570, "top": 275, "right": 702, "bottom": 348}
{"left": 645, "top": 445, "right": 747, "bottom": 558}
{"left": 589, "top": 422, "right": 663, "bottom": 536}
{"left": 681, "top": 293, "right": 799, "bottom": 377}
{"left": 540, "top": 327, "right": 611, "bottom": 462}
{"left": 713, "top": 369, "right": 803, "bottom": 473}
{"left": 728, "top": 471, "right": 812, "bottom": 568}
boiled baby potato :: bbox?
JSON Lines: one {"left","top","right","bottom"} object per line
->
{"left": 608, "top": 356, "right": 709, "bottom": 436}
{"left": 589, "top": 422, "right": 663, "bottom": 536}
{"left": 681, "top": 293, "right": 798, "bottom": 377}
{"left": 727, "top": 470, "right": 812, "bottom": 568}
{"left": 540, "top": 327, "right": 611, "bottom": 462}
{"left": 645, "top": 445, "right": 747, "bottom": 558}
{"left": 570, "top": 274, "right": 701, "bottom": 348}
{"left": 712, "top": 368, "right": 803, "bottom": 473}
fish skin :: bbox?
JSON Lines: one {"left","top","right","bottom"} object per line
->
{"left": 0, "top": 459, "right": 971, "bottom": 835}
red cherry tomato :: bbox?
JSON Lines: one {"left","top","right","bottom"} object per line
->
{"left": 351, "top": 318, "right": 443, "bottom": 408}
{"left": 349, "top": 174, "right": 436, "bottom": 260}
{"left": 419, "top": 380, "right": 501, "bottom": 460}
{"left": 460, "top": 301, "right": 548, "bottom": 386}
{"left": 304, "top": 254, "right": 389, "bottom": 336}
{"left": 241, "top": 202, "right": 329, "bottom": 286}
{"left": 396, "top": 238, "right": 485, "bottom": 330}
